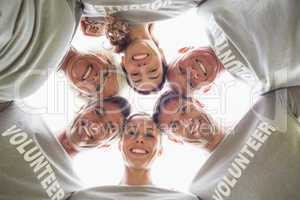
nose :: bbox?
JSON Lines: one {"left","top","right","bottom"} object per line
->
{"left": 135, "top": 134, "right": 145, "bottom": 144}
{"left": 136, "top": 62, "right": 147, "bottom": 67}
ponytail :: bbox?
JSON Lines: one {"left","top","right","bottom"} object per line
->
{"left": 104, "top": 16, "right": 131, "bottom": 53}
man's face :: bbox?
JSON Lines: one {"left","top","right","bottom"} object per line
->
{"left": 80, "top": 17, "right": 105, "bottom": 37}
{"left": 158, "top": 97, "right": 216, "bottom": 147}
{"left": 64, "top": 52, "right": 118, "bottom": 97}
{"left": 120, "top": 115, "right": 162, "bottom": 170}
{"left": 167, "top": 48, "right": 222, "bottom": 94}
{"left": 67, "top": 102, "right": 124, "bottom": 148}
{"left": 122, "top": 39, "right": 164, "bottom": 92}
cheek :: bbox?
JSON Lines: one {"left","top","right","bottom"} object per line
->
{"left": 66, "top": 67, "right": 79, "bottom": 84}
{"left": 168, "top": 70, "right": 186, "bottom": 92}
{"left": 103, "top": 74, "right": 119, "bottom": 96}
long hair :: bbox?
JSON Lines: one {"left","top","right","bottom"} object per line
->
{"left": 104, "top": 16, "right": 131, "bottom": 53}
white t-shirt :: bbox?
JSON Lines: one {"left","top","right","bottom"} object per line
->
{"left": 0, "top": 0, "right": 79, "bottom": 101}
{"left": 81, "top": 0, "right": 196, "bottom": 24}
{"left": 190, "top": 87, "right": 300, "bottom": 200}
{"left": 198, "top": 0, "right": 300, "bottom": 93}
{"left": 69, "top": 185, "right": 198, "bottom": 200}
{"left": 0, "top": 102, "right": 83, "bottom": 200}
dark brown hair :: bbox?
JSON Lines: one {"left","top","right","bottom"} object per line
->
{"left": 104, "top": 16, "right": 131, "bottom": 53}
{"left": 152, "top": 90, "right": 193, "bottom": 126}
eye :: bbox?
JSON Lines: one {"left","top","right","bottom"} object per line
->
{"left": 195, "top": 58, "right": 200, "bottom": 62}
{"left": 145, "top": 133, "right": 154, "bottom": 138}
{"left": 103, "top": 69, "right": 110, "bottom": 78}
{"left": 181, "top": 105, "right": 188, "bottom": 114}
{"left": 127, "top": 130, "right": 137, "bottom": 137}
{"left": 80, "top": 120, "right": 86, "bottom": 126}
{"left": 169, "top": 121, "right": 180, "bottom": 131}
{"left": 103, "top": 121, "right": 116, "bottom": 132}
{"left": 178, "top": 66, "right": 186, "bottom": 75}
{"left": 94, "top": 109, "right": 103, "bottom": 116}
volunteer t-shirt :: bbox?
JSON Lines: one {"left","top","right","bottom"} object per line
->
{"left": 0, "top": 102, "right": 83, "bottom": 200}
{"left": 190, "top": 86, "right": 300, "bottom": 200}
{"left": 0, "top": 0, "right": 80, "bottom": 101}
{"left": 198, "top": 0, "right": 300, "bottom": 93}
{"left": 82, "top": 0, "right": 196, "bottom": 24}
{"left": 69, "top": 185, "right": 198, "bottom": 200}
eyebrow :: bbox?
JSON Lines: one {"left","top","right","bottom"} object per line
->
{"left": 146, "top": 128, "right": 154, "bottom": 132}
{"left": 132, "top": 79, "right": 142, "bottom": 83}
{"left": 130, "top": 72, "right": 141, "bottom": 77}
{"left": 95, "top": 108, "right": 106, "bottom": 116}
{"left": 148, "top": 74, "right": 160, "bottom": 80}
{"left": 148, "top": 67, "right": 158, "bottom": 74}
{"left": 127, "top": 124, "right": 137, "bottom": 129}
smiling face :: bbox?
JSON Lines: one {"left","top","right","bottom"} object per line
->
{"left": 63, "top": 50, "right": 119, "bottom": 97}
{"left": 168, "top": 47, "right": 223, "bottom": 94}
{"left": 122, "top": 39, "right": 165, "bottom": 93}
{"left": 67, "top": 101, "right": 125, "bottom": 149}
{"left": 120, "top": 114, "right": 162, "bottom": 170}
{"left": 157, "top": 97, "right": 216, "bottom": 147}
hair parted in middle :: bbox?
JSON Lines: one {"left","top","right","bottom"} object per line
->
{"left": 152, "top": 90, "right": 194, "bottom": 126}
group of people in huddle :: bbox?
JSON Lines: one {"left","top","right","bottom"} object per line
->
{"left": 0, "top": 0, "right": 300, "bottom": 200}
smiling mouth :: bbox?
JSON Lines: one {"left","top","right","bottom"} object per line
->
{"left": 132, "top": 53, "right": 149, "bottom": 61}
{"left": 130, "top": 148, "right": 149, "bottom": 155}
{"left": 197, "top": 62, "right": 207, "bottom": 76}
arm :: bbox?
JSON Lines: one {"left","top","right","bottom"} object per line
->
{"left": 57, "top": 131, "right": 79, "bottom": 157}
{"left": 287, "top": 86, "right": 300, "bottom": 120}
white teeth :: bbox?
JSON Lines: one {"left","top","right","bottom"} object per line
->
{"left": 131, "top": 148, "right": 147, "bottom": 154}
{"left": 83, "top": 65, "right": 92, "bottom": 80}
{"left": 133, "top": 54, "right": 148, "bottom": 61}
{"left": 198, "top": 63, "right": 207, "bottom": 75}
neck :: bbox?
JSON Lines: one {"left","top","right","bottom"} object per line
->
{"left": 57, "top": 131, "right": 78, "bottom": 157}
{"left": 128, "top": 24, "right": 151, "bottom": 41}
{"left": 204, "top": 127, "right": 225, "bottom": 152}
{"left": 120, "top": 166, "right": 153, "bottom": 186}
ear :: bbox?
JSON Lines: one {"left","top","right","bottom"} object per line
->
{"left": 178, "top": 46, "right": 194, "bottom": 54}
{"left": 121, "top": 56, "right": 126, "bottom": 68}
{"left": 158, "top": 146, "right": 163, "bottom": 157}
{"left": 80, "top": 17, "right": 87, "bottom": 33}
{"left": 202, "top": 84, "right": 212, "bottom": 94}
{"left": 159, "top": 48, "right": 166, "bottom": 63}
{"left": 118, "top": 140, "right": 122, "bottom": 152}
{"left": 59, "top": 47, "right": 77, "bottom": 72}
{"left": 167, "top": 134, "right": 184, "bottom": 144}
{"left": 98, "top": 144, "right": 111, "bottom": 149}
{"left": 194, "top": 97, "right": 205, "bottom": 109}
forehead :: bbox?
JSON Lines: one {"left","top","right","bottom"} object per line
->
{"left": 163, "top": 97, "right": 191, "bottom": 112}
{"left": 69, "top": 53, "right": 109, "bottom": 67}
{"left": 127, "top": 116, "right": 155, "bottom": 127}
{"left": 158, "top": 97, "right": 195, "bottom": 122}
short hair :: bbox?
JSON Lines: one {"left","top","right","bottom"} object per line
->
{"left": 84, "top": 96, "right": 131, "bottom": 120}
{"left": 126, "top": 112, "right": 152, "bottom": 123}
{"left": 104, "top": 96, "right": 131, "bottom": 118}
{"left": 152, "top": 90, "right": 193, "bottom": 125}
{"left": 121, "top": 61, "right": 168, "bottom": 95}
